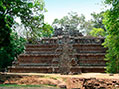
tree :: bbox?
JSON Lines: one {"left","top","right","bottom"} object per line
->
{"left": 21, "top": 0, "right": 48, "bottom": 39}
{"left": 80, "top": 12, "right": 107, "bottom": 36}
{"left": 90, "top": 28, "right": 106, "bottom": 37}
{"left": 41, "top": 23, "right": 54, "bottom": 37}
{"left": 0, "top": 0, "right": 49, "bottom": 70}
{"left": 0, "top": 0, "right": 48, "bottom": 44}
{"left": 52, "top": 11, "right": 106, "bottom": 36}
{"left": 103, "top": 0, "right": 119, "bottom": 73}
{"left": 80, "top": 20, "right": 93, "bottom": 35}
{"left": 52, "top": 11, "right": 85, "bottom": 31}
{"left": 80, "top": 11, "right": 107, "bottom": 36}
{"left": 91, "top": 12, "right": 106, "bottom": 31}
{"left": 0, "top": 32, "right": 26, "bottom": 71}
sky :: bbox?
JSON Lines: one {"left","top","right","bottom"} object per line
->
{"left": 44, "top": 0, "right": 107, "bottom": 24}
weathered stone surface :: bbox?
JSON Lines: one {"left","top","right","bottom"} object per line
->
{"left": 8, "top": 30, "right": 106, "bottom": 73}
{"left": 66, "top": 77, "right": 119, "bottom": 89}
{"left": 57, "top": 82, "right": 66, "bottom": 88}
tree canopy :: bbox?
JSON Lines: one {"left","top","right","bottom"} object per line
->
{"left": 103, "top": 0, "right": 119, "bottom": 73}
{"left": 52, "top": 11, "right": 106, "bottom": 36}
{"left": 89, "top": 28, "right": 106, "bottom": 37}
{"left": 52, "top": 12, "right": 85, "bottom": 31}
{"left": 91, "top": 12, "right": 106, "bottom": 31}
{"left": 0, "top": 0, "right": 44, "bottom": 47}
{"left": 0, "top": 0, "right": 52, "bottom": 71}
{"left": 80, "top": 12, "right": 106, "bottom": 36}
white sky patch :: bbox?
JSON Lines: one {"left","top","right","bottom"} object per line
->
{"left": 44, "top": 0, "right": 110, "bottom": 25}
{"left": 15, "top": 17, "right": 21, "bottom": 24}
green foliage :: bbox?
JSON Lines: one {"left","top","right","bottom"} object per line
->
{"left": 52, "top": 11, "right": 106, "bottom": 36}
{"left": 52, "top": 11, "right": 85, "bottom": 31}
{"left": 27, "top": 23, "right": 54, "bottom": 43}
{"left": 22, "top": 0, "right": 48, "bottom": 39}
{"left": 0, "top": 0, "right": 50, "bottom": 70}
{"left": 0, "top": 14, "right": 13, "bottom": 48}
{"left": 0, "top": 0, "right": 49, "bottom": 39}
{"left": 0, "top": 32, "right": 26, "bottom": 71}
{"left": 91, "top": 12, "right": 106, "bottom": 30}
{"left": 0, "top": 0, "right": 33, "bottom": 47}
{"left": 41, "top": 23, "right": 54, "bottom": 37}
{"left": 103, "top": 0, "right": 119, "bottom": 73}
{"left": 90, "top": 28, "right": 106, "bottom": 37}
{"left": 80, "top": 12, "right": 106, "bottom": 35}
{"left": 80, "top": 20, "right": 93, "bottom": 35}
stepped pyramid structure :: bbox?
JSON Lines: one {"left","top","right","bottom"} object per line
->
{"left": 8, "top": 28, "right": 106, "bottom": 73}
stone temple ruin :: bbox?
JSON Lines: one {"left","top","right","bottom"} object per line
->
{"left": 8, "top": 28, "right": 106, "bottom": 73}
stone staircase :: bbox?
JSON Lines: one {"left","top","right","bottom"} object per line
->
{"left": 8, "top": 36, "right": 106, "bottom": 73}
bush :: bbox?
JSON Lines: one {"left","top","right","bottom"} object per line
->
{"left": 0, "top": 32, "right": 26, "bottom": 71}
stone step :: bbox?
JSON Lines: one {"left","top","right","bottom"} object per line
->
{"left": 78, "top": 53, "right": 106, "bottom": 56}
{"left": 19, "top": 53, "right": 106, "bottom": 56}
{"left": 26, "top": 44, "right": 58, "bottom": 49}
{"left": 10, "top": 65, "right": 106, "bottom": 68}
{"left": 18, "top": 56, "right": 105, "bottom": 64}
{"left": 25, "top": 51, "right": 56, "bottom": 54}
{"left": 8, "top": 66, "right": 106, "bottom": 73}
{"left": 25, "top": 48, "right": 57, "bottom": 51}
{"left": 76, "top": 49, "right": 106, "bottom": 53}
{"left": 79, "top": 58, "right": 105, "bottom": 60}
{"left": 79, "top": 63, "right": 106, "bottom": 66}
{"left": 77, "top": 43, "right": 104, "bottom": 46}
{"left": 9, "top": 65, "right": 106, "bottom": 69}
{"left": 25, "top": 46, "right": 106, "bottom": 52}
{"left": 25, "top": 47, "right": 106, "bottom": 51}
{"left": 18, "top": 53, "right": 105, "bottom": 63}
{"left": 73, "top": 66, "right": 106, "bottom": 68}
{"left": 79, "top": 51, "right": 105, "bottom": 53}
{"left": 19, "top": 63, "right": 57, "bottom": 66}
{"left": 18, "top": 58, "right": 53, "bottom": 63}
{"left": 78, "top": 60, "right": 106, "bottom": 66}
{"left": 79, "top": 59, "right": 105, "bottom": 63}
{"left": 24, "top": 51, "right": 105, "bottom": 54}
{"left": 18, "top": 61, "right": 106, "bottom": 66}
{"left": 26, "top": 44, "right": 104, "bottom": 49}
{"left": 18, "top": 64, "right": 106, "bottom": 67}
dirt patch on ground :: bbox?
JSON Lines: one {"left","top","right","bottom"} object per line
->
{"left": 0, "top": 73, "right": 119, "bottom": 89}
{"left": 66, "top": 77, "right": 119, "bottom": 89}
{"left": 0, "top": 74, "right": 66, "bottom": 88}
{"left": 0, "top": 86, "right": 58, "bottom": 89}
